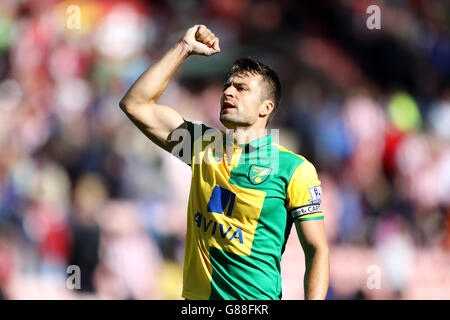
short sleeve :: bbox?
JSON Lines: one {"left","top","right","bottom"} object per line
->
{"left": 170, "top": 120, "right": 222, "bottom": 166}
{"left": 286, "top": 160, "right": 324, "bottom": 222}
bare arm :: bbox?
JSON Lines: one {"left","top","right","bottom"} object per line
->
{"left": 295, "top": 219, "right": 329, "bottom": 300}
{"left": 119, "top": 25, "right": 220, "bottom": 152}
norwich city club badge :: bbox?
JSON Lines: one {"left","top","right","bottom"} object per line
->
{"left": 248, "top": 165, "right": 272, "bottom": 185}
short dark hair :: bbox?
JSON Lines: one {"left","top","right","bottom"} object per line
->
{"left": 227, "top": 57, "right": 281, "bottom": 125}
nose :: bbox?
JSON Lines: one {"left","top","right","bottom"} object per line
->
{"left": 223, "top": 86, "right": 235, "bottom": 98}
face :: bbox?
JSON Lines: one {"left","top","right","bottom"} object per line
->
{"left": 220, "top": 72, "right": 270, "bottom": 129}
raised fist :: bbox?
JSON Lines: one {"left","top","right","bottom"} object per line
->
{"left": 181, "top": 25, "right": 220, "bottom": 56}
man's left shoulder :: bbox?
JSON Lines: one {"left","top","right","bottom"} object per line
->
{"left": 271, "top": 143, "right": 315, "bottom": 170}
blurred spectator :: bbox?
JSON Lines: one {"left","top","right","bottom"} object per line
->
{"left": 67, "top": 173, "right": 107, "bottom": 293}
{"left": 94, "top": 200, "right": 162, "bottom": 299}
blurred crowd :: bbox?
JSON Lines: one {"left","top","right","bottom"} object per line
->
{"left": 0, "top": 0, "right": 449, "bottom": 300}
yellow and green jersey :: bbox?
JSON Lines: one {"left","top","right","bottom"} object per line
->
{"left": 177, "top": 120, "right": 324, "bottom": 300}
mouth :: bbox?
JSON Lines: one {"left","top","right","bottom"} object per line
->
{"left": 221, "top": 101, "right": 236, "bottom": 111}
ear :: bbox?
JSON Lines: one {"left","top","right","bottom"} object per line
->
{"left": 259, "top": 100, "right": 275, "bottom": 118}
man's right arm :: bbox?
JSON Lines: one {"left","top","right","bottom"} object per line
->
{"left": 119, "top": 25, "right": 220, "bottom": 153}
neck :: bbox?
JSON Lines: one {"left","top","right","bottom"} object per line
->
{"left": 226, "top": 126, "right": 268, "bottom": 145}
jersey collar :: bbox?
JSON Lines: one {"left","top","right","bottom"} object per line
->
{"left": 237, "top": 134, "right": 273, "bottom": 153}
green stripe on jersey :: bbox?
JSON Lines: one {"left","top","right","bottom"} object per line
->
{"left": 209, "top": 142, "right": 304, "bottom": 299}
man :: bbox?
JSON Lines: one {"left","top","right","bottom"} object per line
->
{"left": 119, "top": 25, "right": 329, "bottom": 300}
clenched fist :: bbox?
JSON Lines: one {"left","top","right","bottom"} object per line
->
{"left": 181, "top": 25, "right": 221, "bottom": 56}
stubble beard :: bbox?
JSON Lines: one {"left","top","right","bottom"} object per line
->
{"left": 219, "top": 110, "right": 254, "bottom": 130}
